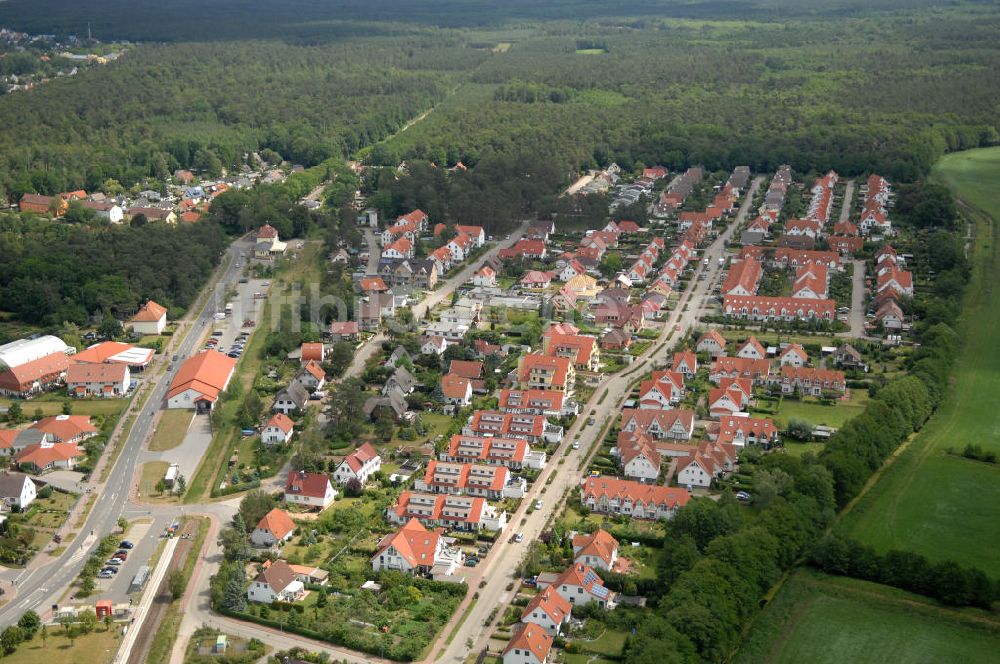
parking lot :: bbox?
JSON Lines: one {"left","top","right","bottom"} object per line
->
{"left": 90, "top": 518, "right": 164, "bottom": 603}
{"left": 202, "top": 272, "right": 271, "bottom": 359}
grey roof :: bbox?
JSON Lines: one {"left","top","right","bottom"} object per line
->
{"left": 387, "top": 346, "right": 412, "bottom": 367}
{"left": 384, "top": 366, "right": 417, "bottom": 395}
{"left": 0, "top": 472, "right": 32, "bottom": 498}
{"left": 275, "top": 379, "right": 309, "bottom": 410}
{"left": 364, "top": 388, "right": 407, "bottom": 419}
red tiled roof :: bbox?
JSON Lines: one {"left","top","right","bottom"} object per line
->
{"left": 374, "top": 518, "right": 441, "bottom": 568}
{"left": 131, "top": 300, "right": 167, "bottom": 323}
{"left": 257, "top": 508, "right": 296, "bottom": 540}
{"left": 580, "top": 477, "right": 690, "bottom": 509}
{"left": 167, "top": 351, "right": 236, "bottom": 402}
{"left": 266, "top": 413, "right": 295, "bottom": 434}
{"left": 441, "top": 373, "right": 472, "bottom": 400}
{"left": 31, "top": 415, "right": 97, "bottom": 443}
{"left": 285, "top": 471, "right": 331, "bottom": 499}
{"left": 504, "top": 624, "right": 553, "bottom": 662}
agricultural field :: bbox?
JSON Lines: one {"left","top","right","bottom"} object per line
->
{"left": 735, "top": 570, "right": 1000, "bottom": 664}
{"left": 839, "top": 147, "right": 1000, "bottom": 575}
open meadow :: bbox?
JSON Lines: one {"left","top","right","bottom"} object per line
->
{"left": 735, "top": 570, "right": 1000, "bottom": 664}
{"left": 838, "top": 147, "right": 1000, "bottom": 574}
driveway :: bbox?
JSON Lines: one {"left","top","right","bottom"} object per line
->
{"left": 140, "top": 413, "right": 210, "bottom": 489}
{"left": 847, "top": 259, "right": 867, "bottom": 338}
{"left": 839, "top": 179, "right": 855, "bottom": 223}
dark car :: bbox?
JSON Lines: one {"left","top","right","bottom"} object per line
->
{"left": 119, "top": 541, "right": 134, "bottom": 549}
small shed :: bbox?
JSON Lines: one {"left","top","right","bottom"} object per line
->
{"left": 95, "top": 600, "right": 113, "bottom": 619}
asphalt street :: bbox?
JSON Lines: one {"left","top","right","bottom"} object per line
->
{"left": 0, "top": 237, "right": 253, "bottom": 627}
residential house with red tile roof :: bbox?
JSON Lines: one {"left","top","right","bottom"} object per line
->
{"left": 519, "top": 270, "right": 554, "bottom": 289}
{"left": 504, "top": 624, "right": 554, "bottom": 664}
{"left": 580, "top": 476, "right": 690, "bottom": 521}
{"left": 284, "top": 470, "right": 337, "bottom": 509}
{"left": 518, "top": 355, "right": 575, "bottom": 394}
{"left": 129, "top": 300, "right": 168, "bottom": 335}
{"left": 521, "top": 587, "right": 571, "bottom": 637}
{"left": 464, "top": 411, "right": 560, "bottom": 445}
{"left": 618, "top": 434, "right": 662, "bottom": 482}
{"left": 372, "top": 518, "right": 460, "bottom": 576}
{"left": 638, "top": 371, "right": 685, "bottom": 409}
{"left": 15, "top": 441, "right": 85, "bottom": 474}
{"left": 358, "top": 277, "right": 389, "bottom": 293}
{"left": 773, "top": 366, "right": 846, "bottom": 396}
{"left": 778, "top": 344, "right": 809, "bottom": 368}
{"left": 382, "top": 237, "right": 414, "bottom": 259}
{"left": 248, "top": 560, "right": 305, "bottom": 604}
{"left": 472, "top": 266, "right": 497, "bottom": 287}
{"left": 332, "top": 443, "right": 382, "bottom": 486}
{"left": 711, "top": 415, "right": 780, "bottom": 449}
{"left": 792, "top": 263, "right": 829, "bottom": 299}
{"left": 876, "top": 267, "right": 913, "bottom": 298}
{"left": 677, "top": 441, "right": 738, "bottom": 488}
{"left": 619, "top": 408, "right": 695, "bottom": 441}
{"left": 261, "top": 413, "right": 295, "bottom": 445}
{"left": 0, "top": 352, "right": 70, "bottom": 398}
{"left": 65, "top": 362, "right": 129, "bottom": 398}
{"left": 709, "top": 378, "right": 753, "bottom": 417}
{"left": 735, "top": 336, "right": 767, "bottom": 360}
{"left": 251, "top": 508, "right": 297, "bottom": 547}
{"left": 441, "top": 374, "right": 473, "bottom": 406}
{"left": 498, "top": 389, "right": 572, "bottom": 418}
{"left": 772, "top": 248, "right": 840, "bottom": 270}
{"left": 543, "top": 333, "right": 600, "bottom": 372}
{"left": 500, "top": 239, "right": 547, "bottom": 260}
{"left": 440, "top": 434, "right": 531, "bottom": 469}
{"left": 571, "top": 529, "right": 619, "bottom": 572}
{"left": 696, "top": 330, "right": 728, "bottom": 357}
{"left": 417, "top": 461, "right": 513, "bottom": 500}
{"left": 549, "top": 562, "right": 615, "bottom": 608}
{"left": 722, "top": 295, "right": 835, "bottom": 322}
{"left": 710, "top": 356, "right": 770, "bottom": 385}
{"left": 722, "top": 258, "right": 763, "bottom": 296}
{"left": 387, "top": 491, "right": 506, "bottom": 532}
{"left": 671, "top": 351, "right": 698, "bottom": 377}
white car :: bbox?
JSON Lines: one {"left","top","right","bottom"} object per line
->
{"left": 572, "top": 442, "right": 580, "bottom": 450}
{"left": 534, "top": 499, "right": 543, "bottom": 510}
{"left": 514, "top": 533, "right": 524, "bottom": 543}
{"left": 213, "top": 312, "right": 226, "bottom": 320}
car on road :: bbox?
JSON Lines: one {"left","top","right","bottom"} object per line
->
{"left": 119, "top": 541, "right": 134, "bottom": 549}
{"left": 534, "top": 499, "right": 543, "bottom": 510}
{"left": 213, "top": 312, "right": 226, "bottom": 320}
{"left": 514, "top": 533, "right": 524, "bottom": 543}
{"left": 572, "top": 441, "right": 580, "bottom": 449}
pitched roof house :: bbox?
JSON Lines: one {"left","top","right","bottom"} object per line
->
{"left": 250, "top": 508, "right": 297, "bottom": 547}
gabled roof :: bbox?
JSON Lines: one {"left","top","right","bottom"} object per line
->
{"left": 522, "top": 586, "right": 571, "bottom": 625}
{"left": 30, "top": 415, "right": 97, "bottom": 443}
{"left": 131, "top": 300, "right": 167, "bottom": 323}
{"left": 504, "top": 624, "right": 554, "bottom": 662}
{"left": 256, "top": 508, "right": 296, "bottom": 540}
{"left": 285, "top": 471, "right": 331, "bottom": 498}
{"left": 66, "top": 362, "right": 128, "bottom": 385}
{"left": 265, "top": 413, "right": 295, "bottom": 434}
{"left": 256, "top": 559, "right": 297, "bottom": 592}
{"left": 572, "top": 529, "right": 619, "bottom": 567}
{"left": 441, "top": 373, "right": 472, "bottom": 400}
{"left": 15, "top": 442, "right": 84, "bottom": 467}
{"left": 167, "top": 351, "right": 236, "bottom": 402}
{"left": 737, "top": 336, "right": 766, "bottom": 357}
{"left": 301, "top": 360, "right": 325, "bottom": 382}
{"left": 374, "top": 518, "right": 441, "bottom": 568}
{"left": 343, "top": 442, "right": 379, "bottom": 472}
{"left": 449, "top": 360, "right": 483, "bottom": 379}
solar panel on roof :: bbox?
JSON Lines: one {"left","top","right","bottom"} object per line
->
{"left": 592, "top": 584, "right": 609, "bottom": 599}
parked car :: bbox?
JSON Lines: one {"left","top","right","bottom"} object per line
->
{"left": 105, "top": 558, "right": 122, "bottom": 566}
{"left": 98, "top": 570, "right": 114, "bottom": 579}
{"left": 534, "top": 499, "right": 543, "bottom": 510}
{"left": 119, "top": 541, "right": 134, "bottom": 549}
{"left": 514, "top": 533, "right": 524, "bottom": 543}
{"left": 571, "top": 442, "right": 580, "bottom": 450}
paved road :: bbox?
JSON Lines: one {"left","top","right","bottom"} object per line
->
{"left": 428, "top": 176, "right": 763, "bottom": 664}
{"left": 839, "top": 180, "right": 855, "bottom": 223}
{"left": 412, "top": 225, "right": 526, "bottom": 321}
{"left": 0, "top": 237, "right": 253, "bottom": 628}
{"left": 848, "top": 259, "right": 867, "bottom": 338}
{"left": 363, "top": 228, "right": 381, "bottom": 276}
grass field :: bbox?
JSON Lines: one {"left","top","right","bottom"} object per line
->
{"left": 3, "top": 626, "right": 122, "bottom": 664}
{"left": 838, "top": 147, "right": 1000, "bottom": 574}
{"left": 735, "top": 570, "right": 1000, "bottom": 664}
{"left": 147, "top": 410, "right": 193, "bottom": 451}
{"left": 0, "top": 396, "right": 126, "bottom": 418}
{"left": 771, "top": 392, "right": 868, "bottom": 428}
{"left": 139, "top": 461, "right": 172, "bottom": 497}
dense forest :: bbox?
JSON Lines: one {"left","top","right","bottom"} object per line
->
{"left": 0, "top": 213, "right": 226, "bottom": 328}
{"left": 0, "top": 38, "right": 476, "bottom": 198}
{"left": 0, "top": 2, "right": 994, "bottom": 204}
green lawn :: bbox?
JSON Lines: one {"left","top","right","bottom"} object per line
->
{"left": 783, "top": 441, "right": 825, "bottom": 458}
{"left": 768, "top": 391, "right": 868, "bottom": 429}
{"left": 147, "top": 410, "right": 193, "bottom": 451}
{"left": 2, "top": 626, "right": 122, "bottom": 664}
{"left": 735, "top": 570, "right": 1000, "bottom": 664}
{"left": 0, "top": 396, "right": 126, "bottom": 418}
{"left": 838, "top": 148, "right": 1000, "bottom": 574}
